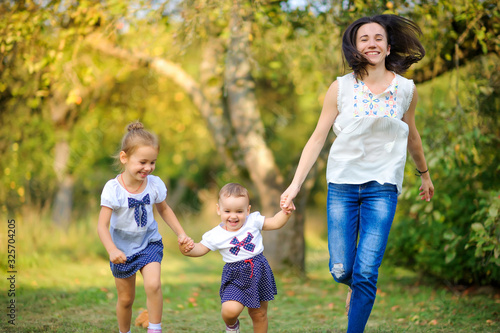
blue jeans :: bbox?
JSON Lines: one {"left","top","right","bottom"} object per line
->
{"left": 327, "top": 181, "right": 398, "bottom": 333}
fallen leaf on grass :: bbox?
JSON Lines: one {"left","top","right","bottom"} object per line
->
{"left": 135, "top": 309, "right": 149, "bottom": 328}
{"left": 391, "top": 305, "right": 400, "bottom": 312}
{"left": 429, "top": 319, "right": 438, "bottom": 326}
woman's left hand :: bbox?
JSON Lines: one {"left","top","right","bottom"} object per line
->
{"left": 419, "top": 176, "right": 434, "bottom": 202}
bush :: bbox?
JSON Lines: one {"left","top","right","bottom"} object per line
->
{"left": 386, "top": 56, "right": 500, "bottom": 285}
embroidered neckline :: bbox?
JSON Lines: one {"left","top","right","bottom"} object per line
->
{"left": 352, "top": 73, "right": 399, "bottom": 118}
{"left": 353, "top": 72, "right": 397, "bottom": 96}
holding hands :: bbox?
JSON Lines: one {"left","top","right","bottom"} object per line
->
{"left": 178, "top": 234, "right": 195, "bottom": 253}
{"left": 280, "top": 186, "right": 299, "bottom": 214}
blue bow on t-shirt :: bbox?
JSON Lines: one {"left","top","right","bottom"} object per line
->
{"left": 128, "top": 194, "right": 150, "bottom": 227}
{"left": 229, "top": 232, "right": 255, "bottom": 256}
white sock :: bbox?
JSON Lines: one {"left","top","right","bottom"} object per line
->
{"left": 119, "top": 331, "right": 131, "bottom": 333}
{"left": 148, "top": 322, "right": 162, "bottom": 329}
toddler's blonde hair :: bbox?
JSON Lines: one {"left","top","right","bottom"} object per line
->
{"left": 219, "top": 183, "right": 250, "bottom": 203}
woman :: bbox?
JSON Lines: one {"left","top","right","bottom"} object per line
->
{"left": 280, "top": 15, "right": 434, "bottom": 332}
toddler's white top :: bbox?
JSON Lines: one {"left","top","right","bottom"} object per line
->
{"left": 101, "top": 175, "right": 166, "bottom": 257}
{"left": 201, "top": 211, "right": 265, "bottom": 263}
{"left": 326, "top": 72, "right": 415, "bottom": 194}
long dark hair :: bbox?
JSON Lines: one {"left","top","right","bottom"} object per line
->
{"left": 342, "top": 15, "right": 425, "bottom": 78}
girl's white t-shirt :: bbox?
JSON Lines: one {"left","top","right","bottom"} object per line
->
{"left": 327, "top": 72, "right": 415, "bottom": 194}
{"left": 201, "top": 211, "right": 265, "bottom": 263}
{"left": 101, "top": 175, "right": 166, "bottom": 257}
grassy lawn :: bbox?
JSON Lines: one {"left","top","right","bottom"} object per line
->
{"left": 1, "top": 213, "right": 499, "bottom": 332}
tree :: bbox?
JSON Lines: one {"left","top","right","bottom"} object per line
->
{"left": 2, "top": 0, "right": 498, "bottom": 282}
{"left": 85, "top": 0, "right": 315, "bottom": 271}
{"left": 1, "top": 1, "right": 130, "bottom": 224}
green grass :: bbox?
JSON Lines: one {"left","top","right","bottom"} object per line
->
{"left": 1, "top": 212, "right": 499, "bottom": 332}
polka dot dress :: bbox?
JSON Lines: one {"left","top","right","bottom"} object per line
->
{"left": 220, "top": 253, "right": 277, "bottom": 308}
{"left": 110, "top": 240, "right": 163, "bottom": 278}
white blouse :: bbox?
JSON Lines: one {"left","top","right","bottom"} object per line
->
{"left": 326, "top": 72, "right": 415, "bottom": 194}
{"left": 101, "top": 175, "right": 166, "bottom": 257}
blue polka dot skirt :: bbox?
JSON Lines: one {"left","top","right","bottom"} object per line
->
{"left": 110, "top": 240, "right": 163, "bottom": 279}
{"left": 220, "top": 253, "right": 277, "bottom": 308}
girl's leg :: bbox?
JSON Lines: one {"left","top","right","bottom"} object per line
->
{"left": 115, "top": 274, "right": 136, "bottom": 333}
{"left": 221, "top": 300, "right": 245, "bottom": 326}
{"left": 140, "top": 262, "right": 163, "bottom": 326}
{"left": 326, "top": 183, "right": 359, "bottom": 286}
{"left": 248, "top": 301, "right": 268, "bottom": 333}
{"left": 347, "top": 182, "right": 397, "bottom": 333}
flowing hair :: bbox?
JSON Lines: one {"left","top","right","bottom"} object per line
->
{"left": 342, "top": 15, "right": 425, "bottom": 78}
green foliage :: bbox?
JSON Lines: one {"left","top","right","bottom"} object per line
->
{"left": 466, "top": 193, "right": 500, "bottom": 268}
{"left": 0, "top": 1, "right": 219, "bottom": 217}
{"left": 387, "top": 54, "right": 500, "bottom": 285}
{"left": 1, "top": 0, "right": 500, "bottom": 284}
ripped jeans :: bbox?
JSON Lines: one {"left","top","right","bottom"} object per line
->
{"left": 327, "top": 182, "right": 397, "bottom": 333}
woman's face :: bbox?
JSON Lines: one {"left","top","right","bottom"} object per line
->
{"left": 355, "top": 22, "right": 391, "bottom": 65}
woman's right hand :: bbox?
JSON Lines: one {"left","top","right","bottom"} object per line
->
{"left": 109, "top": 249, "right": 127, "bottom": 264}
{"left": 280, "top": 184, "right": 300, "bottom": 211}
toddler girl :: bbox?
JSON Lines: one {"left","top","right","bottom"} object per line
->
{"left": 179, "top": 182, "right": 294, "bottom": 333}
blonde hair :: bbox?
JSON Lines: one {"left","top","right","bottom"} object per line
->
{"left": 114, "top": 121, "right": 159, "bottom": 169}
{"left": 219, "top": 183, "right": 250, "bottom": 202}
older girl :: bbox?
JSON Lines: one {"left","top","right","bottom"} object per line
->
{"left": 98, "top": 122, "right": 192, "bottom": 333}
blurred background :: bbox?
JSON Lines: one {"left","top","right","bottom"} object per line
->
{"left": 0, "top": 0, "right": 499, "bottom": 288}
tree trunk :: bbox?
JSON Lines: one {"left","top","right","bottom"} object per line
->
{"left": 52, "top": 174, "right": 75, "bottom": 228}
{"left": 51, "top": 138, "right": 74, "bottom": 228}
{"left": 224, "top": 2, "right": 304, "bottom": 271}
{"left": 49, "top": 90, "right": 78, "bottom": 229}
{"left": 199, "top": 36, "right": 239, "bottom": 174}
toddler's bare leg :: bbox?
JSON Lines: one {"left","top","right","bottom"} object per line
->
{"left": 248, "top": 301, "right": 269, "bottom": 333}
{"left": 221, "top": 300, "right": 245, "bottom": 326}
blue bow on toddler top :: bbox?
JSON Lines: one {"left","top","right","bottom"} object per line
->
{"left": 229, "top": 232, "right": 255, "bottom": 256}
{"left": 128, "top": 194, "right": 150, "bottom": 227}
